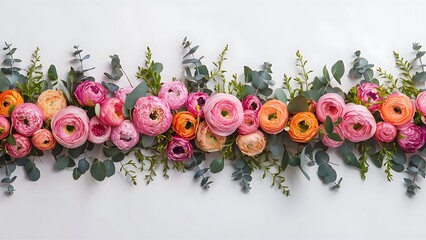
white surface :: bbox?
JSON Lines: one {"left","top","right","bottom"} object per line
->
{"left": 1, "top": 0, "right": 426, "bottom": 239}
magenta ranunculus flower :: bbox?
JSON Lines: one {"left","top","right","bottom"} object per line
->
{"left": 88, "top": 116, "right": 111, "bottom": 144}
{"left": 5, "top": 134, "right": 31, "bottom": 158}
{"left": 416, "top": 91, "right": 426, "bottom": 117}
{"left": 316, "top": 93, "right": 345, "bottom": 123}
{"left": 203, "top": 93, "right": 244, "bottom": 137}
{"left": 242, "top": 95, "right": 262, "bottom": 114}
{"left": 98, "top": 97, "right": 124, "bottom": 127}
{"left": 341, "top": 103, "right": 376, "bottom": 142}
{"left": 158, "top": 81, "right": 188, "bottom": 110}
{"left": 357, "top": 82, "right": 382, "bottom": 111}
{"left": 397, "top": 122, "right": 426, "bottom": 153}
{"left": 51, "top": 106, "right": 89, "bottom": 148}
{"left": 237, "top": 110, "right": 259, "bottom": 135}
{"left": 74, "top": 80, "right": 107, "bottom": 106}
{"left": 115, "top": 87, "right": 134, "bottom": 103}
{"left": 321, "top": 125, "right": 345, "bottom": 148}
{"left": 375, "top": 122, "right": 397, "bottom": 143}
{"left": 11, "top": 103, "right": 44, "bottom": 137}
{"left": 110, "top": 120, "right": 139, "bottom": 150}
{"left": 132, "top": 96, "right": 172, "bottom": 136}
{"left": 186, "top": 92, "right": 209, "bottom": 118}
{"left": 0, "top": 116, "right": 10, "bottom": 140}
{"left": 166, "top": 136, "right": 193, "bottom": 161}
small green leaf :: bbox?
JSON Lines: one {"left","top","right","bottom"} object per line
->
{"left": 111, "top": 152, "right": 125, "bottom": 162}
{"left": 287, "top": 95, "right": 309, "bottom": 114}
{"left": 78, "top": 159, "right": 90, "bottom": 174}
{"left": 90, "top": 161, "right": 107, "bottom": 181}
{"left": 323, "top": 65, "right": 330, "bottom": 82}
{"left": 194, "top": 168, "right": 208, "bottom": 179}
{"left": 0, "top": 71, "right": 11, "bottom": 91}
{"left": 251, "top": 71, "right": 268, "bottom": 90}
{"left": 48, "top": 64, "right": 58, "bottom": 80}
{"left": 324, "top": 116, "right": 334, "bottom": 134}
{"left": 331, "top": 60, "right": 344, "bottom": 84}
{"left": 301, "top": 89, "right": 321, "bottom": 102}
{"left": 73, "top": 168, "right": 82, "bottom": 180}
{"left": 104, "top": 160, "right": 115, "bottom": 177}
{"left": 327, "top": 132, "right": 343, "bottom": 142}
{"left": 318, "top": 163, "right": 337, "bottom": 184}
{"left": 142, "top": 135, "right": 156, "bottom": 147}
{"left": 338, "top": 141, "right": 355, "bottom": 155}
{"left": 27, "top": 166, "right": 41, "bottom": 181}
{"left": 244, "top": 66, "right": 252, "bottom": 83}
{"left": 274, "top": 88, "right": 287, "bottom": 103}
{"left": 124, "top": 81, "right": 147, "bottom": 110}
{"left": 210, "top": 158, "right": 224, "bottom": 173}
{"left": 7, "top": 134, "right": 16, "bottom": 146}
{"left": 153, "top": 62, "right": 163, "bottom": 73}
{"left": 413, "top": 72, "right": 426, "bottom": 83}
{"left": 55, "top": 155, "right": 70, "bottom": 170}
{"left": 183, "top": 45, "right": 199, "bottom": 58}
{"left": 315, "top": 151, "right": 330, "bottom": 165}
{"left": 343, "top": 152, "right": 361, "bottom": 168}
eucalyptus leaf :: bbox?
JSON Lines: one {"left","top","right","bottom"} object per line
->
{"left": 287, "top": 95, "right": 309, "bottom": 114}
{"left": 301, "top": 89, "right": 321, "bottom": 102}
{"left": 111, "top": 152, "right": 125, "bottom": 162}
{"left": 78, "top": 159, "right": 90, "bottom": 173}
{"left": 142, "top": 135, "right": 156, "bottom": 147}
{"left": 55, "top": 155, "right": 70, "bottom": 170}
{"left": 413, "top": 72, "right": 426, "bottom": 83}
{"left": 274, "top": 88, "right": 287, "bottom": 103}
{"left": 323, "top": 66, "right": 331, "bottom": 82}
{"left": 318, "top": 163, "right": 337, "bottom": 184}
{"left": 27, "top": 166, "right": 41, "bottom": 181}
{"left": 0, "top": 71, "right": 11, "bottom": 91}
{"left": 124, "top": 81, "right": 147, "bottom": 110}
{"left": 90, "top": 161, "right": 107, "bottom": 181}
{"left": 210, "top": 158, "right": 224, "bottom": 173}
{"left": 104, "top": 160, "right": 115, "bottom": 177}
{"left": 324, "top": 116, "right": 334, "bottom": 134}
{"left": 73, "top": 168, "right": 82, "bottom": 180}
{"left": 244, "top": 66, "right": 252, "bottom": 83}
{"left": 194, "top": 168, "right": 208, "bottom": 179}
{"left": 331, "top": 60, "right": 344, "bottom": 84}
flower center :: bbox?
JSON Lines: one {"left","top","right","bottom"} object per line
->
{"left": 92, "top": 123, "right": 107, "bottom": 136}
{"left": 268, "top": 113, "right": 277, "bottom": 120}
{"left": 66, "top": 125, "right": 75, "bottom": 133}
{"left": 250, "top": 102, "right": 258, "bottom": 110}
{"left": 3, "top": 101, "right": 10, "bottom": 107}
{"left": 298, "top": 120, "right": 309, "bottom": 132}
{"left": 353, "top": 123, "right": 362, "bottom": 130}
{"left": 185, "top": 121, "right": 192, "bottom": 130}
{"left": 43, "top": 140, "right": 50, "bottom": 144}
{"left": 150, "top": 111, "right": 158, "bottom": 120}
{"left": 394, "top": 107, "right": 402, "bottom": 114}
{"left": 23, "top": 118, "right": 29, "bottom": 126}
{"left": 197, "top": 97, "right": 206, "bottom": 106}
{"left": 173, "top": 146, "right": 185, "bottom": 154}
{"left": 221, "top": 111, "right": 228, "bottom": 117}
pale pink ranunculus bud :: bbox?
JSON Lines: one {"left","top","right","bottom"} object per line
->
{"left": 110, "top": 120, "right": 139, "bottom": 150}
{"left": 340, "top": 103, "right": 376, "bottom": 142}
{"left": 132, "top": 96, "right": 172, "bottom": 136}
{"left": 74, "top": 80, "right": 107, "bottom": 106}
{"left": 5, "top": 133, "right": 31, "bottom": 158}
{"left": 236, "top": 130, "right": 266, "bottom": 157}
{"left": 203, "top": 93, "right": 244, "bottom": 137}
{"left": 11, "top": 103, "right": 44, "bottom": 137}
{"left": 31, "top": 129, "right": 56, "bottom": 151}
{"left": 88, "top": 116, "right": 111, "bottom": 144}
{"left": 158, "top": 81, "right": 188, "bottom": 110}
{"left": 242, "top": 95, "right": 262, "bottom": 114}
{"left": 98, "top": 97, "right": 125, "bottom": 127}
{"left": 316, "top": 93, "right": 345, "bottom": 123}
{"left": 357, "top": 82, "right": 382, "bottom": 112}
{"left": 237, "top": 110, "right": 259, "bottom": 135}
{"left": 374, "top": 122, "right": 397, "bottom": 143}
{"left": 51, "top": 106, "right": 89, "bottom": 148}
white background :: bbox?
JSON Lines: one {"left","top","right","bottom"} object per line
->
{"left": 1, "top": 0, "right": 426, "bottom": 239}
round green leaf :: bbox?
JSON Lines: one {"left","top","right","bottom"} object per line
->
{"left": 90, "top": 161, "right": 107, "bottom": 181}
{"left": 210, "top": 158, "right": 224, "bottom": 173}
{"left": 104, "top": 160, "right": 116, "bottom": 177}
{"left": 55, "top": 155, "right": 70, "bottom": 170}
{"left": 78, "top": 159, "right": 90, "bottom": 174}
{"left": 73, "top": 168, "right": 82, "bottom": 180}
{"left": 27, "top": 166, "right": 41, "bottom": 181}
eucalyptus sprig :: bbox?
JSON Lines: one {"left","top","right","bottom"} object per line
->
{"left": 405, "top": 154, "right": 426, "bottom": 196}
{"left": 1, "top": 42, "right": 26, "bottom": 89}
{"left": 135, "top": 47, "right": 163, "bottom": 96}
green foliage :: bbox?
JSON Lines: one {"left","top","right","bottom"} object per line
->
{"left": 119, "top": 160, "right": 138, "bottom": 185}
{"left": 1, "top": 42, "right": 26, "bottom": 87}
{"left": 90, "top": 160, "right": 107, "bottom": 181}
{"left": 232, "top": 159, "right": 252, "bottom": 193}
{"left": 243, "top": 63, "right": 275, "bottom": 101}
{"left": 411, "top": 43, "right": 426, "bottom": 83}
{"left": 394, "top": 51, "right": 419, "bottom": 98}
{"left": 1, "top": 163, "right": 17, "bottom": 195}
{"left": 349, "top": 50, "right": 375, "bottom": 82}
{"left": 124, "top": 81, "right": 147, "bottom": 111}
{"left": 405, "top": 154, "right": 426, "bottom": 196}
{"left": 209, "top": 158, "right": 224, "bottom": 173}
{"left": 262, "top": 153, "right": 290, "bottom": 196}
{"left": 136, "top": 47, "right": 163, "bottom": 96}
{"left": 72, "top": 45, "right": 95, "bottom": 80}
{"left": 287, "top": 95, "right": 309, "bottom": 114}
{"left": 17, "top": 48, "right": 46, "bottom": 102}
{"left": 24, "top": 160, "right": 41, "bottom": 181}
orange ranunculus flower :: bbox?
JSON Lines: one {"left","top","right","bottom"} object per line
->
{"left": 36, "top": 90, "right": 67, "bottom": 120}
{"left": 380, "top": 92, "right": 414, "bottom": 126}
{"left": 0, "top": 90, "right": 24, "bottom": 117}
{"left": 236, "top": 130, "right": 266, "bottom": 156}
{"left": 288, "top": 112, "right": 319, "bottom": 143}
{"left": 172, "top": 111, "right": 198, "bottom": 140}
{"left": 31, "top": 129, "right": 56, "bottom": 151}
{"left": 195, "top": 121, "right": 226, "bottom": 152}
{"left": 258, "top": 99, "right": 289, "bottom": 134}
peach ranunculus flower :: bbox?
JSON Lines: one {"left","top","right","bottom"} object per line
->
{"left": 36, "top": 90, "right": 67, "bottom": 120}
{"left": 195, "top": 121, "right": 226, "bottom": 152}
{"left": 236, "top": 130, "right": 266, "bottom": 156}
{"left": 0, "top": 90, "right": 24, "bottom": 117}
{"left": 172, "top": 111, "right": 198, "bottom": 140}
{"left": 288, "top": 112, "right": 319, "bottom": 143}
{"left": 380, "top": 92, "right": 414, "bottom": 126}
{"left": 258, "top": 99, "right": 289, "bottom": 134}
{"left": 31, "top": 129, "right": 56, "bottom": 151}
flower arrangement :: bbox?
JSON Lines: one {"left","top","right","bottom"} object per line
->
{"left": 1, "top": 39, "right": 426, "bottom": 197}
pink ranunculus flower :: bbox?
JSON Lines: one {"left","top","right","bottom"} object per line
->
{"left": 158, "top": 81, "right": 188, "bottom": 110}
{"left": 98, "top": 97, "right": 125, "bottom": 127}
{"left": 237, "top": 110, "right": 259, "bottom": 135}
{"left": 357, "top": 82, "right": 382, "bottom": 111}
{"left": 0, "top": 116, "right": 10, "bottom": 140}
{"left": 74, "top": 80, "right": 107, "bottom": 106}
{"left": 397, "top": 122, "right": 426, "bottom": 153}
{"left": 242, "top": 95, "right": 262, "bottom": 114}
{"left": 374, "top": 122, "right": 397, "bottom": 143}
{"left": 166, "top": 136, "right": 193, "bottom": 161}
{"left": 88, "top": 116, "right": 111, "bottom": 144}
{"left": 51, "top": 106, "right": 89, "bottom": 148}
{"left": 321, "top": 124, "right": 345, "bottom": 148}
{"left": 11, "top": 103, "right": 44, "bottom": 137}
{"left": 416, "top": 91, "right": 426, "bottom": 117}
{"left": 115, "top": 87, "right": 134, "bottom": 103}
{"left": 5, "top": 134, "right": 31, "bottom": 158}
{"left": 316, "top": 93, "right": 345, "bottom": 123}
{"left": 341, "top": 103, "right": 376, "bottom": 142}
{"left": 186, "top": 92, "right": 209, "bottom": 118}
{"left": 110, "top": 120, "right": 139, "bottom": 150}
{"left": 31, "top": 129, "right": 56, "bottom": 151}
{"left": 132, "top": 96, "right": 172, "bottom": 136}
{"left": 203, "top": 93, "right": 244, "bottom": 137}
